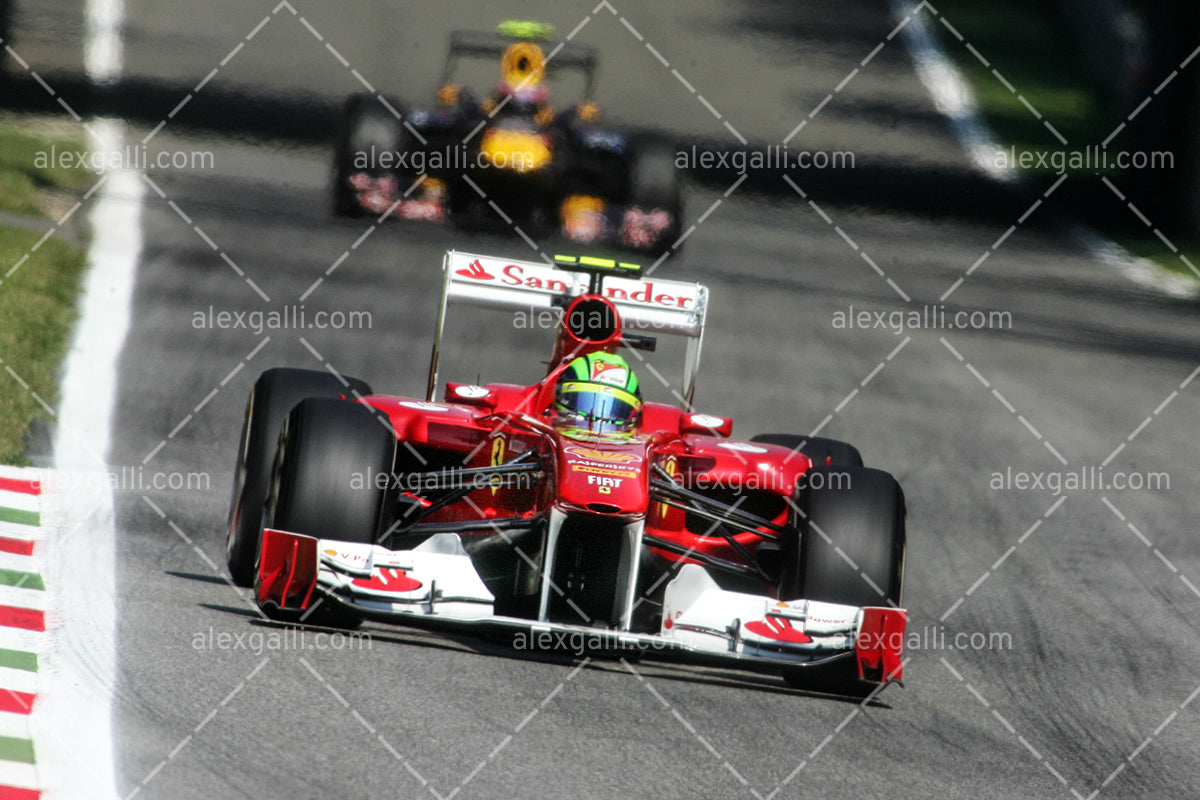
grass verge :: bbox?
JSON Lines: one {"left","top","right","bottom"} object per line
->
{"left": 929, "top": 0, "right": 1200, "bottom": 284}
{"left": 0, "top": 122, "right": 91, "bottom": 214}
{"left": 927, "top": 0, "right": 1104, "bottom": 172}
{"left": 0, "top": 117, "right": 92, "bottom": 464}
{"left": 0, "top": 230, "right": 87, "bottom": 464}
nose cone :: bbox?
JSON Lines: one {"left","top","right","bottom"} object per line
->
{"left": 480, "top": 128, "right": 552, "bottom": 173}
{"left": 555, "top": 439, "right": 649, "bottom": 516}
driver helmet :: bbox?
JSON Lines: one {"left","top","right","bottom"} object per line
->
{"left": 553, "top": 352, "right": 642, "bottom": 432}
{"left": 498, "top": 41, "right": 549, "bottom": 109}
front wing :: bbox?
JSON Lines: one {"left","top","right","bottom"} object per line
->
{"left": 344, "top": 174, "right": 678, "bottom": 254}
{"left": 257, "top": 528, "right": 906, "bottom": 684}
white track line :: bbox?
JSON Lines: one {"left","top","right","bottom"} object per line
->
{"left": 36, "top": 119, "right": 138, "bottom": 800}
{"left": 34, "top": 0, "right": 140, "bottom": 795}
{"left": 890, "top": 1, "right": 1010, "bottom": 183}
{"left": 83, "top": 0, "right": 124, "bottom": 85}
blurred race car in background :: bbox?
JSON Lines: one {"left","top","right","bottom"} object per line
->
{"left": 331, "top": 21, "right": 683, "bottom": 255}
{"left": 227, "top": 251, "right": 907, "bottom": 696}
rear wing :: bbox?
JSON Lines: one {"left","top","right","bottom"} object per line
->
{"left": 428, "top": 251, "right": 709, "bottom": 407}
{"left": 439, "top": 30, "right": 599, "bottom": 98}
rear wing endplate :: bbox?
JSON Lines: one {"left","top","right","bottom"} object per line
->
{"left": 428, "top": 251, "right": 709, "bottom": 407}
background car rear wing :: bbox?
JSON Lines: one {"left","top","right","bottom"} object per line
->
{"left": 440, "top": 30, "right": 599, "bottom": 99}
{"left": 428, "top": 250, "right": 709, "bottom": 407}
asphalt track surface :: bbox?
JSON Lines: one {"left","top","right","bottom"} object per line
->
{"left": 12, "top": 1, "right": 1200, "bottom": 798}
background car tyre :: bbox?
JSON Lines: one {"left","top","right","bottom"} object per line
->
{"left": 750, "top": 433, "right": 864, "bottom": 468}
{"left": 226, "top": 368, "right": 373, "bottom": 587}
{"left": 263, "top": 398, "right": 396, "bottom": 625}
{"left": 332, "top": 92, "right": 407, "bottom": 217}
{"left": 781, "top": 464, "right": 905, "bottom": 695}
{"left": 627, "top": 139, "right": 683, "bottom": 254}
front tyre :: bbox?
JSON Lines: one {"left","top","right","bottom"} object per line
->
{"left": 263, "top": 398, "right": 396, "bottom": 626}
{"left": 266, "top": 398, "right": 395, "bottom": 543}
{"left": 226, "top": 369, "right": 372, "bottom": 587}
{"left": 332, "top": 93, "right": 407, "bottom": 217}
{"left": 780, "top": 465, "right": 905, "bottom": 695}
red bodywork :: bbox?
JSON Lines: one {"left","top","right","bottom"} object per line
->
{"left": 349, "top": 292, "right": 811, "bottom": 595}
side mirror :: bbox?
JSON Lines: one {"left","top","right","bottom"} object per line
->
{"left": 445, "top": 383, "right": 496, "bottom": 408}
{"left": 679, "top": 413, "right": 732, "bottom": 437}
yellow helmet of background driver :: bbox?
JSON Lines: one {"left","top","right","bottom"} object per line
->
{"left": 501, "top": 41, "right": 545, "bottom": 90}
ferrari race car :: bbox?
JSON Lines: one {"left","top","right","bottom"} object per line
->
{"left": 331, "top": 21, "right": 683, "bottom": 255}
{"left": 226, "top": 251, "right": 907, "bottom": 696}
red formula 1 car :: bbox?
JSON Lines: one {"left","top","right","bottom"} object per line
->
{"left": 226, "top": 251, "right": 906, "bottom": 695}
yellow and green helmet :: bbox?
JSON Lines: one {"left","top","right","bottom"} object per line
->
{"left": 554, "top": 352, "right": 642, "bottom": 430}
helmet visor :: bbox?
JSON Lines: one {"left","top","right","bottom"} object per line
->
{"left": 556, "top": 383, "right": 641, "bottom": 425}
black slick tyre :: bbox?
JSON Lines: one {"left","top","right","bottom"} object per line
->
{"left": 627, "top": 140, "right": 682, "bottom": 255}
{"left": 332, "top": 93, "right": 406, "bottom": 217}
{"left": 781, "top": 465, "right": 906, "bottom": 695}
{"left": 226, "top": 369, "right": 372, "bottom": 587}
{"left": 263, "top": 397, "right": 396, "bottom": 627}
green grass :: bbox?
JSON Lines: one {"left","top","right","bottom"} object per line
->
{"left": 0, "top": 227, "right": 87, "bottom": 464}
{"left": 0, "top": 124, "right": 92, "bottom": 213}
{"left": 930, "top": 1, "right": 1200, "bottom": 280}
{"left": 0, "top": 118, "right": 91, "bottom": 465}
{"left": 931, "top": 0, "right": 1105, "bottom": 170}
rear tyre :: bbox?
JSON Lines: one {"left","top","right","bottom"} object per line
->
{"left": 332, "top": 92, "right": 407, "bottom": 217}
{"left": 780, "top": 465, "right": 905, "bottom": 695}
{"left": 750, "top": 434, "right": 863, "bottom": 468}
{"left": 264, "top": 398, "right": 397, "bottom": 626}
{"left": 226, "top": 369, "right": 372, "bottom": 587}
